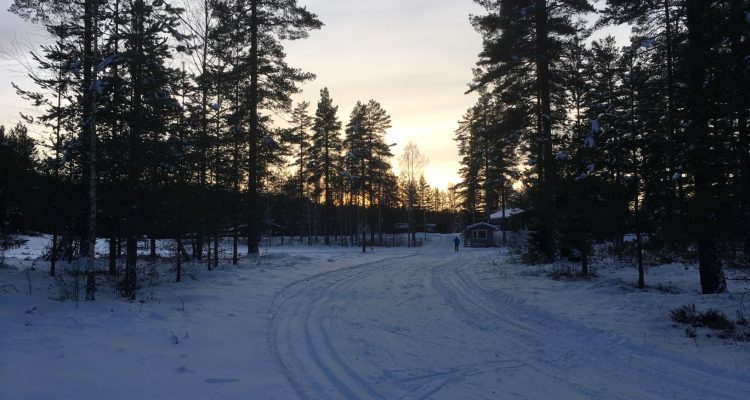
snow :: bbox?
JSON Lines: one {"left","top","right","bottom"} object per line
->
{"left": 489, "top": 208, "right": 525, "bottom": 220}
{"left": 1, "top": 235, "right": 749, "bottom": 399}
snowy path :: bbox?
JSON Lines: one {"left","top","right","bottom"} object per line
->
{"left": 2, "top": 236, "right": 749, "bottom": 399}
{"left": 269, "top": 248, "right": 750, "bottom": 400}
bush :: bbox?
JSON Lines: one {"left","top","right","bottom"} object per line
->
{"left": 671, "top": 304, "right": 738, "bottom": 337}
{"left": 522, "top": 231, "right": 552, "bottom": 265}
{"left": 671, "top": 304, "right": 697, "bottom": 324}
{"left": 699, "top": 309, "right": 735, "bottom": 331}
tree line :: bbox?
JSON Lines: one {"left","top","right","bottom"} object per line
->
{"left": 0, "top": 0, "right": 457, "bottom": 300}
{"left": 458, "top": 0, "right": 749, "bottom": 293}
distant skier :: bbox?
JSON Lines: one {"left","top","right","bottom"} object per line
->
{"left": 453, "top": 236, "right": 460, "bottom": 252}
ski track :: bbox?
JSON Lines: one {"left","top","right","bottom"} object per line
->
{"left": 268, "top": 249, "right": 750, "bottom": 400}
{"left": 269, "top": 254, "right": 417, "bottom": 400}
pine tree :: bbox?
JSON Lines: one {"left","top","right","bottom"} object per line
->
{"left": 471, "top": 0, "right": 595, "bottom": 261}
{"left": 344, "top": 100, "right": 394, "bottom": 251}
{"left": 309, "top": 88, "right": 343, "bottom": 245}
{"left": 286, "top": 102, "right": 313, "bottom": 240}
{"left": 0, "top": 124, "right": 39, "bottom": 239}
{"left": 242, "top": 0, "right": 321, "bottom": 254}
{"left": 11, "top": 14, "right": 80, "bottom": 276}
{"left": 118, "top": 0, "right": 183, "bottom": 297}
{"left": 684, "top": 0, "right": 727, "bottom": 293}
{"left": 11, "top": 0, "right": 101, "bottom": 298}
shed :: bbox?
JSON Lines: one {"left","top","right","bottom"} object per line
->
{"left": 393, "top": 222, "right": 410, "bottom": 232}
{"left": 489, "top": 208, "right": 528, "bottom": 245}
{"left": 464, "top": 222, "right": 499, "bottom": 247}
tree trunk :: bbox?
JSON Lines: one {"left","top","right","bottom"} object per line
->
{"left": 124, "top": 0, "right": 146, "bottom": 299}
{"left": 361, "top": 158, "right": 367, "bottom": 253}
{"left": 685, "top": 0, "right": 726, "bottom": 294}
{"left": 232, "top": 227, "right": 239, "bottom": 265}
{"left": 580, "top": 234, "right": 588, "bottom": 276}
{"left": 324, "top": 133, "right": 331, "bottom": 245}
{"left": 634, "top": 173, "right": 645, "bottom": 289}
{"left": 206, "top": 235, "right": 212, "bottom": 271}
{"left": 83, "top": 0, "right": 99, "bottom": 301}
{"left": 176, "top": 235, "right": 182, "bottom": 283}
{"left": 501, "top": 180, "right": 507, "bottom": 244}
{"left": 247, "top": 0, "right": 260, "bottom": 255}
{"left": 150, "top": 236, "right": 156, "bottom": 259}
{"left": 213, "top": 230, "right": 219, "bottom": 269}
{"left": 50, "top": 22, "right": 66, "bottom": 278}
{"left": 196, "top": 0, "right": 211, "bottom": 262}
{"left": 50, "top": 233, "right": 58, "bottom": 277}
{"left": 109, "top": 236, "right": 117, "bottom": 275}
{"left": 535, "top": 0, "right": 557, "bottom": 262}
{"left": 109, "top": 0, "right": 122, "bottom": 278}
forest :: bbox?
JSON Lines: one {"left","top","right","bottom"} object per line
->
{"left": 456, "top": 0, "right": 749, "bottom": 294}
{"left": 1, "top": 0, "right": 749, "bottom": 300}
{"left": 0, "top": 0, "right": 459, "bottom": 300}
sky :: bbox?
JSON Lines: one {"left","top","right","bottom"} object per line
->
{"left": 0, "top": 0, "right": 46, "bottom": 127}
{"left": 0, "top": 0, "right": 630, "bottom": 191}
{"left": 283, "top": 0, "right": 485, "bottom": 190}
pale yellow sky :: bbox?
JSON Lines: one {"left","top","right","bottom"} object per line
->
{"left": 283, "top": 0, "right": 485, "bottom": 190}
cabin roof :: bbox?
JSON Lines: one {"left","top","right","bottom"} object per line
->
{"left": 489, "top": 208, "right": 526, "bottom": 220}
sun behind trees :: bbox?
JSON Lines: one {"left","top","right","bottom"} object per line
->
{"left": 3, "top": 0, "right": 746, "bottom": 301}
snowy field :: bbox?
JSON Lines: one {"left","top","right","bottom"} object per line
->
{"left": 1, "top": 234, "right": 749, "bottom": 399}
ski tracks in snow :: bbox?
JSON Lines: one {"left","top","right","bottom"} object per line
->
{"left": 268, "top": 250, "right": 750, "bottom": 400}
{"left": 430, "top": 259, "right": 750, "bottom": 400}
{"left": 268, "top": 254, "right": 415, "bottom": 400}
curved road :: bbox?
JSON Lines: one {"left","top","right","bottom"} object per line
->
{"left": 268, "top": 248, "right": 750, "bottom": 400}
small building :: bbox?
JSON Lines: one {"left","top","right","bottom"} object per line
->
{"left": 393, "top": 222, "right": 410, "bottom": 232}
{"left": 489, "top": 208, "right": 529, "bottom": 246}
{"left": 464, "top": 222, "right": 499, "bottom": 247}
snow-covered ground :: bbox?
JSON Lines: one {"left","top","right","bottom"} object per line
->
{"left": 1, "top": 234, "right": 749, "bottom": 399}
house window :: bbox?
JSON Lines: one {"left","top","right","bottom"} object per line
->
{"left": 474, "top": 230, "right": 486, "bottom": 240}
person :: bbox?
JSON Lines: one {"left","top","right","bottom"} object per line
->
{"left": 453, "top": 236, "right": 460, "bottom": 252}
